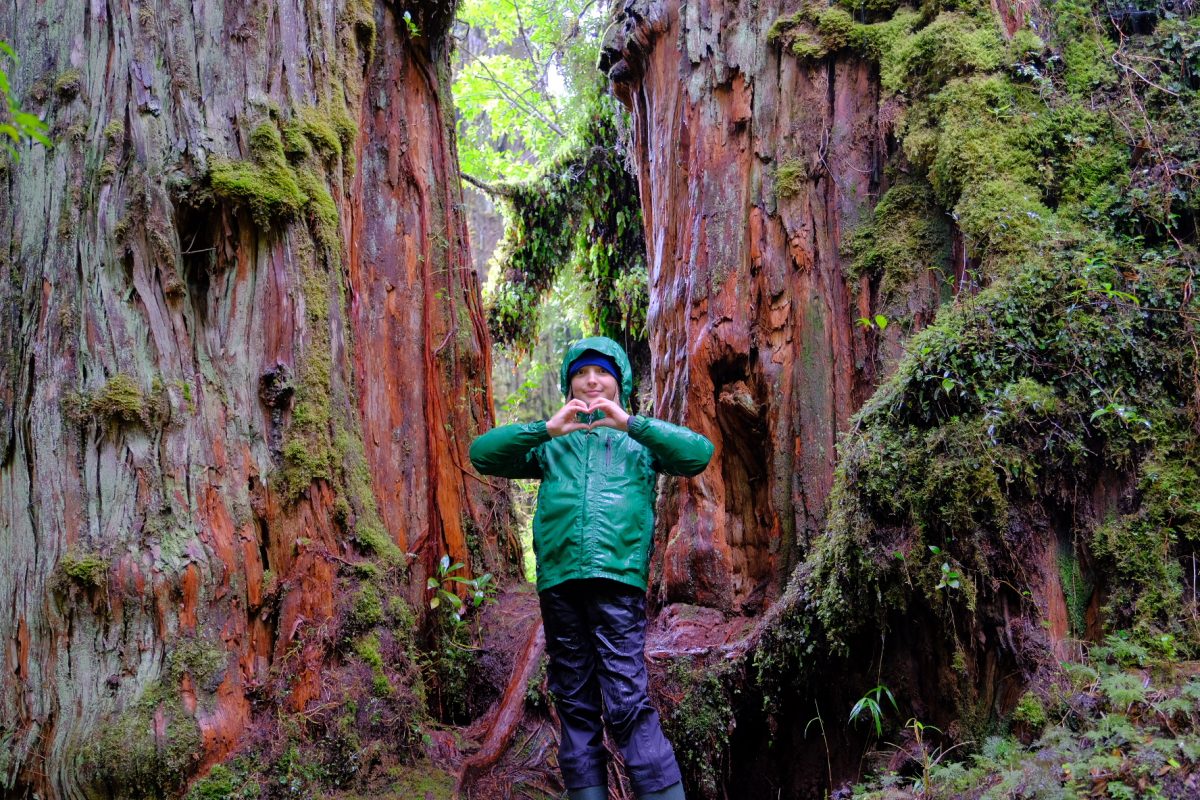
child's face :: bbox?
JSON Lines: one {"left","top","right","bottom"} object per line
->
{"left": 570, "top": 365, "right": 619, "bottom": 405}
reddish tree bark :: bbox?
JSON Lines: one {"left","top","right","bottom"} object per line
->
{"left": 601, "top": 0, "right": 938, "bottom": 615}
{"left": 0, "top": 2, "right": 506, "bottom": 797}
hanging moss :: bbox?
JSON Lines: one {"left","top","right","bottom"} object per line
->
{"left": 56, "top": 552, "right": 108, "bottom": 589}
{"left": 296, "top": 168, "right": 340, "bottom": 252}
{"left": 281, "top": 121, "right": 315, "bottom": 161}
{"left": 209, "top": 123, "right": 307, "bottom": 228}
{"left": 294, "top": 106, "right": 344, "bottom": 159}
{"left": 844, "top": 178, "right": 953, "bottom": 304}
{"left": 482, "top": 94, "right": 647, "bottom": 353}
{"left": 88, "top": 373, "right": 147, "bottom": 426}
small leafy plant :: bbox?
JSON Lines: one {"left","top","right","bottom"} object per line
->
{"left": 426, "top": 554, "right": 495, "bottom": 622}
{"left": 857, "top": 314, "right": 890, "bottom": 331}
{"left": 928, "top": 545, "right": 962, "bottom": 590}
{"left": 850, "top": 684, "right": 899, "bottom": 737}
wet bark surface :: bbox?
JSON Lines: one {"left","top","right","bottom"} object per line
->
{"left": 0, "top": 2, "right": 506, "bottom": 796}
{"left": 602, "top": 0, "right": 933, "bottom": 616}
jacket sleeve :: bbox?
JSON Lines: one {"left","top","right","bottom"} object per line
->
{"left": 627, "top": 415, "right": 714, "bottom": 477}
{"left": 468, "top": 421, "right": 550, "bottom": 479}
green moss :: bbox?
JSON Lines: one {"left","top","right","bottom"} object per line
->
{"left": 348, "top": 0, "right": 378, "bottom": 57}
{"left": 380, "top": 762, "right": 456, "bottom": 800}
{"left": 54, "top": 67, "right": 83, "bottom": 99}
{"left": 281, "top": 121, "right": 314, "bottom": 161}
{"left": 103, "top": 120, "right": 124, "bottom": 142}
{"left": 1012, "top": 691, "right": 1047, "bottom": 730}
{"left": 294, "top": 106, "right": 343, "bottom": 158}
{"left": 83, "top": 681, "right": 203, "bottom": 797}
{"left": 354, "top": 632, "right": 393, "bottom": 696}
{"left": 766, "top": 9, "right": 805, "bottom": 44}
{"left": 280, "top": 438, "right": 334, "bottom": 501}
{"left": 57, "top": 552, "right": 108, "bottom": 589}
{"left": 903, "top": 76, "right": 1040, "bottom": 203}
{"left": 167, "top": 637, "right": 226, "bottom": 689}
{"left": 775, "top": 159, "right": 806, "bottom": 200}
{"left": 296, "top": 168, "right": 340, "bottom": 252}
{"left": 1062, "top": 36, "right": 1116, "bottom": 96}
{"left": 352, "top": 582, "right": 384, "bottom": 628}
{"left": 844, "top": 179, "right": 952, "bottom": 303}
{"left": 355, "top": 561, "right": 382, "bottom": 579}
{"left": 90, "top": 374, "right": 146, "bottom": 425}
{"left": 335, "top": 428, "right": 403, "bottom": 561}
{"left": 881, "top": 12, "right": 1004, "bottom": 97}
{"left": 97, "top": 151, "right": 120, "bottom": 182}
{"left": 954, "top": 177, "right": 1052, "bottom": 260}
{"left": 185, "top": 763, "right": 256, "bottom": 800}
{"left": 832, "top": 0, "right": 905, "bottom": 22}
{"left": 330, "top": 105, "right": 358, "bottom": 153}
{"left": 1057, "top": 545, "right": 1091, "bottom": 639}
{"left": 209, "top": 122, "right": 308, "bottom": 228}
{"left": 770, "top": 4, "right": 918, "bottom": 63}
{"left": 664, "top": 659, "right": 734, "bottom": 797}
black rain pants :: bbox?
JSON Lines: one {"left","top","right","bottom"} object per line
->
{"left": 539, "top": 578, "right": 683, "bottom": 795}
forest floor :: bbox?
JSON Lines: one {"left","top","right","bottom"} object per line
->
{"left": 309, "top": 586, "right": 762, "bottom": 800}
{"left": 846, "top": 642, "right": 1200, "bottom": 800}
{"left": 186, "top": 588, "right": 1200, "bottom": 799}
{"left": 312, "top": 626, "right": 1200, "bottom": 800}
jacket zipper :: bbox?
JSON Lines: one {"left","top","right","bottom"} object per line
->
{"left": 605, "top": 436, "right": 611, "bottom": 470}
{"left": 580, "top": 433, "right": 592, "bottom": 567}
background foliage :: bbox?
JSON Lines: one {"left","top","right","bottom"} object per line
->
{"left": 453, "top": 0, "right": 649, "bottom": 384}
{"left": 0, "top": 41, "right": 51, "bottom": 159}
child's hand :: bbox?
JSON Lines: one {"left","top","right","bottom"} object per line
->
{"left": 546, "top": 399, "right": 593, "bottom": 438}
{"left": 585, "top": 397, "right": 630, "bottom": 431}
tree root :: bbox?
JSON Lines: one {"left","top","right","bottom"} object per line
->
{"left": 455, "top": 618, "right": 546, "bottom": 797}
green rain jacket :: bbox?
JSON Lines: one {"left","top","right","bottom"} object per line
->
{"left": 469, "top": 337, "right": 713, "bottom": 593}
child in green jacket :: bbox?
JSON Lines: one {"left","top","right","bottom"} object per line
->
{"left": 470, "top": 336, "right": 713, "bottom": 800}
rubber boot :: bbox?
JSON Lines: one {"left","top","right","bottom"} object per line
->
{"left": 567, "top": 787, "right": 607, "bottom": 800}
{"left": 638, "top": 782, "right": 686, "bottom": 800}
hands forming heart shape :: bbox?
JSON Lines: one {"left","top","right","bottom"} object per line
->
{"left": 546, "top": 397, "right": 630, "bottom": 437}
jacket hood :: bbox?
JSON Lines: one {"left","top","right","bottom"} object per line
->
{"left": 560, "top": 336, "right": 634, "bottom": 407}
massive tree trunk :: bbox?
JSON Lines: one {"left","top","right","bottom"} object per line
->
{"left": 601, "top": 0, "right": 932, "bottom": 615}
{"left": 0, "top": 2, "right": 507, "bottom": 797}
{"left": 601, "top": 0, "right": 1199, "bottom": 797}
